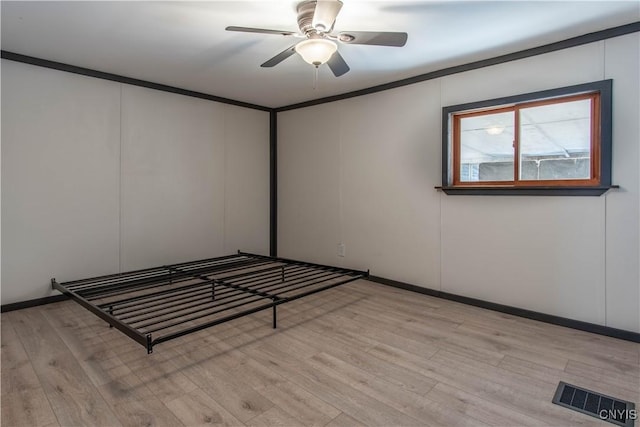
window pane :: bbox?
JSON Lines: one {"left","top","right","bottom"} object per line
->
{"left": 459, "top": 111, "right": 514, "bottom": 182}
{"left": 519, "top": 99, "right": 591, "bottom": 181}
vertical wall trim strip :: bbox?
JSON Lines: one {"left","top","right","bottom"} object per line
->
{"left": 270, "top": 111, "right": 278, "bottom": 256}
{"left": 119, "top": 84, "right": 123, "bottom": 273}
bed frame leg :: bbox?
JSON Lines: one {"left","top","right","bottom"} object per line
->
{"left": 146, "top": 334, "right": 153, "bottom": 354}
{"left": 108, "top": 306, "right": 114, "bottom": 328}
{"left": 272, "top": 304, "right": 277, "bottom": 329}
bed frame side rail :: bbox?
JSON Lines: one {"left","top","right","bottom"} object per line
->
{"left": 51, "top": 278, "right": 151, "bottom": 351}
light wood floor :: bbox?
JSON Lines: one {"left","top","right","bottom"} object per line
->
{"left": 2, "top": 280, "right": 639, "bottom": 427}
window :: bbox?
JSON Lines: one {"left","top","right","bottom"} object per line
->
{"left": 441, "top": 80, "right": 613, "bottom": 195}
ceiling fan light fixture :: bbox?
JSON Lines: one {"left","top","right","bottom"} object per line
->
{"left": 295, "top": 38, "right": 337, "bottom": 66}
{"left": 226, "top": 0, "right": 408, "bottom": 77}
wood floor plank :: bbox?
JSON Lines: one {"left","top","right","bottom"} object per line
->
{"left": 198, "top": 384, "right": 274, "bottom": 424}
{"left": 349, "top": 282, "right": 443, "bottom": 311}
{"left": 323, "top": 412, "right": 368, "bottom": 427}
{"left": 40, "top": 307, "right": 125, "bottom": 387}
{"left": 117, "top": 343, "right": 181, "bottom": 371}
{"left": 9, "top": 309, "right": 122, "bottom": 426}
{"left": 98, "top": 375, "right": 185, "bottom": 426}
{"left": 353, "top": 309, "right": 506, "bottom": 366}
{"left": 434, "top": 302, "right": 522, "bottom": 325}
{"left": 226, "top": 355, "right": 288, "bottom": 390}
{"left": 499, "top": 355, "right": 639, "bottom": 403}
{"left": 245, "top": 326, "right": 320, "bottom": 360}
{"left": 1, "top": 317, "right": 42, "bottom": 395}
{"left": 289, "top": 313, "right": 376, "bottom": 353}
{"left": 367, "top": 344, "right": 603, "bottom": 426}
{"left": 429, "top": 350, "right": 556, "bottom": 399}
{"left": 286, "top": 296, "right": 448, "bottom": 359}
{"left": 431, "top": 306, "right": 571, "bottom": 370}
{"left": 308, "top": 351, "right": 488, "bottom": 427}
{"left": 245, "top": 405, "right": 304, "bottom": 427}
{"left": 492, "top": 311, "right": 639, "bottom": 359}
{"left": 1, "top": 314, "right": 27, "bottom": 363}
{"left": 175, "top": 351, "right": 276, "bottom": 422}
{"left": 97, "top": 373, "right": 156, "bottom": 403}
{"left": 326, "top": 310, "right": 445, "bottom": 360}
{"left": 5, "top": 310, "right": 68, "bottom": 359}
{"left": 255, "top": 379, "right": 341, "bottom": 426}
{"left": 164, "top": 387, "right": 244, "bottom": 426}
{"left": 330, "top": 299, "right": 505, "bottom": 366}
{"left": 435, "top": 298, "right": 637, "bottom": 366}
{"left": 350, "top": 296, "right": 460, "bottom": 331}
{"left": 1, "top": 358, "right": 42, "bottom": 396}
{"left": 283, "top": 325, "right": 438, "bottom": 395}
{"left": 249, "top": 341, "right": 428, "bottom": 427}
{"left": 1, "top": 388, "right": 59, "bottom": 427}
{"left": 564, "top": 359, "right": 640, "bottom": 394}
{"left": 109, "top": 398, "right": 186, "bottom": 427}
{"left": 425, "top": 382, "right": 545, "bottom": 427}
{"left": 135, "top": 359, "right": 199, "bottom": 403}
{"left": 457, "top": 321, "right": 638, "bottom": 375}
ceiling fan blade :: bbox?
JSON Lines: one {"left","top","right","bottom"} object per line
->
{"left": 338, "top": 31, "right": 408, "bottom": 47}
{"left": 260, "top": 45, "right": 297, "bottom": 68}
{"left": 226, "top": 26, "right": 296, "bottom": 36}
{"left": 312, "top": 0, "right": 343, "bottom": 32}
{"left": 327, "top": 51, "right": 350, "bottom": 77}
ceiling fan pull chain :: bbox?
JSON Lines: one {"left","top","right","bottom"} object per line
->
{"left": 313, "top": 65, "right": 319, "bottom": 90}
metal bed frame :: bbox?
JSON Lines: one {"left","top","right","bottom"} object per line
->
{"left": 51, "top": 252, "right": 368, "bottom": 353}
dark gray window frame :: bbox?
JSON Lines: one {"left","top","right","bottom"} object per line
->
{"left": 440, "top": 80, "right": 615, "bottom": 196}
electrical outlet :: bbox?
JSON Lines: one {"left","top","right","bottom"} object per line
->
{"left": 337, "top": 243, "right": 346, "bottom": 257}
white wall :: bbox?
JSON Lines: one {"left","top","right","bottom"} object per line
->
{"left": 1, "top": 59, "right": 270, "bottom": 305}
{"left": 278, "top": 103, "right": 342, "bottom": 266}
{"left": 1, "top": 61, "right": 121, "bottom": 304}
{"left": 119, "top": 85, "right": 227, "bottom": 270}
{"left": 223, "top": 105, "right": 270, "bottom": 256}
{"left": 602, "top": 34, "right": 640, "bottom": 333}
{"left": 279, "top": 82, "right": 442, "bottom": 287}
{"left": 278, "top": 33, "right": 640, "bottom": 332}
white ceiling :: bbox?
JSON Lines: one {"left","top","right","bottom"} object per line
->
{"left": 2, "top": 1, "right": 638, "bottom": 108}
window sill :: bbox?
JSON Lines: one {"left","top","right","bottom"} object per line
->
{"left": 435, "top": 185, "right": 619, "bottom": 196}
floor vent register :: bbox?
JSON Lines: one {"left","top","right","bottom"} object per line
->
{"left": 552, "top": 381, "right": 636, "bottom": 427}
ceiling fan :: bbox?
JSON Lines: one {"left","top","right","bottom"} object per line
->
{"left": 226, "top": 0, "right": 408, "bottom": 77}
